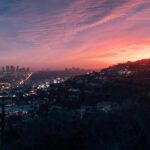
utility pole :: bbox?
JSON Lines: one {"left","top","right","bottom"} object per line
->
{"left": 0, "top": 95, "right": 15, "bottom": 149}
{"left": 1, "top": 97, "right": 5, "bottom": 147}
{"left": 0, "top": 96, "right": 5, "bottom": 149}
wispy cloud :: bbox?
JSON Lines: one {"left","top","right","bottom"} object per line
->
{"left": 0, "top": 0, "right": 149, "bottom": 69}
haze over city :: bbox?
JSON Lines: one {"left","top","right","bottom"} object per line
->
{"left": 0, "top": 0, "right": 150, "bottom": 70}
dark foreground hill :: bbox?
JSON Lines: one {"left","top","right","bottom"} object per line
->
{"left": 5, "top": 58, "right": 150, "bottom": 150}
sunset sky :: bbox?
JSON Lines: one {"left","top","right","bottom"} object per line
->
{"left": 0, "top": 0, "right": 150, "bottom": 70}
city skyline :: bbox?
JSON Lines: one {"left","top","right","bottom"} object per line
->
{"left": 0, "top": 0, "right": 150, "bottom": 70}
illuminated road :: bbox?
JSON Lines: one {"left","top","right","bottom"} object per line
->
{"left": 17, "top": 72, "right": 33, "bottom": 87}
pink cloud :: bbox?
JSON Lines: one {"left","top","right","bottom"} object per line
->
{"left": 0, "top": 0, "right": 149, "bottom": 69}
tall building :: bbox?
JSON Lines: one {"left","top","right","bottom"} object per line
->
{"left": 16, "top": 66, "right": 19, "bottom": 72}
{"left": 6, "top": 65, "right": 10, "bottom": 72}
{"left": 10, "top": 66, "right": 15, "bottom": 72}
{"left": 2, "top": 66, "right": 5, "bottom": 72}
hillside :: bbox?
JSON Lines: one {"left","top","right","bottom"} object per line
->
{"left": 46, "top": 58, "right": 150, "bottom": 108}
{"left": 5, "top": 58, "right": 150, "bottom": 150}
{"left": 101, "top": 58, "right": 150, "bottom": 78}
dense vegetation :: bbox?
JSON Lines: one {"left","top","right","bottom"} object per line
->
{"left": 5, "top": 103, "right": 150, "bottom": 150}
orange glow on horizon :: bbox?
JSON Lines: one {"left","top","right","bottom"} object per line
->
{"left": 0, "top": 0, "right": 149, "bottom": 70}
